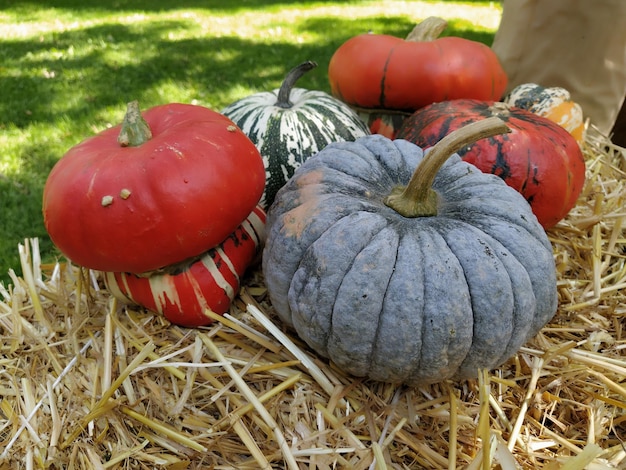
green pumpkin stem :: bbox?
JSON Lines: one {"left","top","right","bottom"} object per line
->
{"left": 117, "top": 100, "right": 153, "bottom": 147}
{"left": 275, "top": 61, "right": 317, "bottom": 108}
{"left": 384, "top": 117, "right": 510, "bottom": 218}
{"left": 405, "top": 16, "right": 448, "bottom": 42}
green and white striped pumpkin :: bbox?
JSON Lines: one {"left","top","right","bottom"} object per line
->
{"left": 221, "top": 61, "right": 370, "bottom": 208}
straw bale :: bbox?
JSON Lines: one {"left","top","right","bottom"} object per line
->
{"left": 0, "top": 125, "right": 625, "bottom": 469}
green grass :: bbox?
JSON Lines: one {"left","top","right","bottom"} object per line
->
{"left": 0, "top": 0, "right": 500, "bottom": 285}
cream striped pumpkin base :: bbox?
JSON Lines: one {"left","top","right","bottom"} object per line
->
{"left": 104, "top": 206, "right": 266, "bottom": 327}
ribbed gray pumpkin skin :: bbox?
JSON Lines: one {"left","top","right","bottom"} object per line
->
{"left": 262, "top": 134, "right": 558, "bottom": 386}
{"left": 221, "top": 88, "right": 369, "bottom": 208}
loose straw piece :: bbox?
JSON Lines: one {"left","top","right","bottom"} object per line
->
{"left": 371, "top": 441, "right": 387, "bottom": 470}
{"left": 201, "top": 334, "right": 300, "bottom": 470}
{"left": 507, "top": 357, "right": 544, "bottom": 452}
{"left": 213, "top": 373, "right": 303, "bottom": 430}
{"left": 209, "top": 377, "right": 272, "bottom": 468}
{"left": 18, "top": 239, "right": 50, "bottom": 333}
{"left": 102, "top": 298, "right": 115, "bottom": 392}
{"left": 245, "top": 302, "right": 344, "bottom": 408}
{"left": 370, "top": 386, "right": 403, "bottom": 470}
{"left": 60, "top": 341, "right": 156, "bottom": 449}
{"left": 102, "top": 440, "right": 149, "bottom": 469}
{"left": 204, "top": 308, "right": 281, "bottom": 354}
{"left": 477, "top": 370, "right": 492, "bottom": 470}
{"left": 120, "top": 406, "right": 206, "bottom": 452}
{"left": 447, "top": 385, "right": 458, "bottom": 470}
{"left": 0, "top": 335, "right": 97, "bottom": 459}
{"left": 314, "top": 403, "right": 366, "bottom": 450}
{"left": 47, "top": 380, "right": 61, "bottom": 449}
{"left": 559, "top": 443, "right": 604, "bottom": 470}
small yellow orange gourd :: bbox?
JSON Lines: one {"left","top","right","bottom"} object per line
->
{"left": 504, "top": 83, "right": 584, "bottom": 143}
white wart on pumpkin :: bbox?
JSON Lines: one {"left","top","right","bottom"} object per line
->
{"left": 262, "top": 119, "right": 558, "bottom": 386}
{"left": 221, "top": 61, "right": 370, "bottom": 208}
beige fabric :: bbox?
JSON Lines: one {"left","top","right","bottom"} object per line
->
{"left": 492, "top": 0, "right": 626, "bottom": 134}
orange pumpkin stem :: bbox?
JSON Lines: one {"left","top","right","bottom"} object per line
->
{"left": 384, "top": 117, "right": 511, "bottom": 218}
{"left": 405, "top": 16, "right": 448, "bottom": 42}
{"left": 118, "top": 100, "right": 153, "bottom": 147}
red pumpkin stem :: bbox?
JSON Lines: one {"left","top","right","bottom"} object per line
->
{"left": 276, "top": 61, "right": 317, "bottom": 108}
{"left": 405, "top": 16, "right": 448, "bottom": 42}
{"left": 117, "top": 100, "right": 153, "bottom": 147}
{"left": 385, "top": 117, "right": 511, "bottom": 218}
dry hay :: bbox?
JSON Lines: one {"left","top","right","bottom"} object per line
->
{"left": 1, "top": 126, "right": 625, "bottom": 470}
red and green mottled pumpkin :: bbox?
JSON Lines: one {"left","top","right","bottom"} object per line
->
{"left": 105, "top": 206, "right": 265, "bottom": 327}
{"left": 356, "top": 111, "right": 410, "bottom": 139}
{"left": 396, "top": 99, "right": 586, "bottom": 228}
{"left": 222, "top": 61, "right": 369, "bottom": 208}
{"left": 262, "top": 118, "right": 558, "bottom": 386}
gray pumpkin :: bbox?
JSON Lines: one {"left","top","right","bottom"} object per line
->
{"left": 262, "top": 118, "right": 558, "bottom": 386}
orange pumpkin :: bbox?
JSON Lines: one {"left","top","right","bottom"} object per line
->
{"left": 328, "top": 17, "right": 508, "bottom": 113}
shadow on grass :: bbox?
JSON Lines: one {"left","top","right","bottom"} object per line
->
{"left": 0, "top": 11, "right": 494, "bottom": 283}
{"left": 2, "top": 0, "right": 367, "bottom": 12}
{"left": 1, "top": 15, "right": 423, "bottom": 129}
{"left": 9, "top": 0, "right": 496, "bottom": 11}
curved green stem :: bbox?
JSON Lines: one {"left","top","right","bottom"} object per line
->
{"left": 275, "top": 61, "right": 317, "bottom": 108}
{"left": 117, "top": 100, "right": 153, "bottom": 147}
{"left": 384, "top": 117, "right": 511, "bottom": 218}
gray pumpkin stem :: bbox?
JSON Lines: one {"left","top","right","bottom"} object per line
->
{"left": 118, "top": 100, "right": 153, "bottom": 147}
{"left": 275, "top": 61, "right": 317, "bottom": 108}
{"left": 385, "top": 116, "right": 511, "bottom": 218}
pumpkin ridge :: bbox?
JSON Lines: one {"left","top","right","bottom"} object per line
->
{"left": 437, "top": 219, "right": 537, "bottom": 378}
{"left": 407, "top": 227, "right": 471, "bottom": 384}
{"left": 439, "top": 207, "right": 542, "bottom": 249}
{"left": 487, "top": 248, "right": 539, "bottom": 369}
{"left": 311, "top": 141, "right": 398, "bottom": 191}
{"left": 447, "top": 214, "right": 556, "bottom": 336}
{"left": 277, "top": 140, "right": 391, "bottom": 205}
{"left": 439, "top": 203, "right": 547, "bottom": 249}
{"left": 392, "top": 233, "right": 428, "bottom": 384}
{"left": 363, "top": 227, "right": 404, "bottom": 380}
{"left": 376, "top": 231, "right": 426, "bottom": 383}
{"left": 420, "top": 226, "right": 474, "bottom": 377}
{"left": 434, "top": 167, "right": 549, "bottom": 244}
{"left": 277, "top": 192, "right": 375, "bottom": 243}
{"left": 328, "top": 222, "right": 399, "bottom": 376}
{"left": 288, "top": 211, "right": 390, "bottom": 358}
